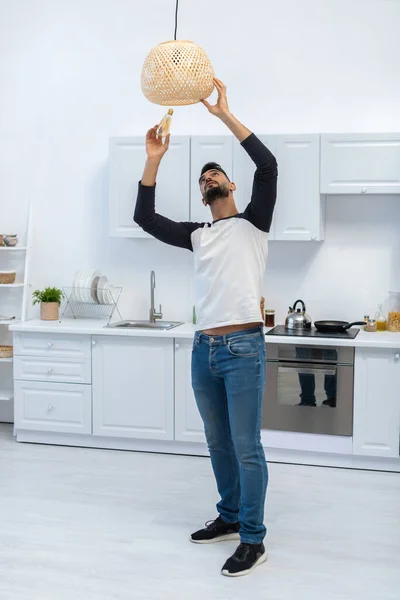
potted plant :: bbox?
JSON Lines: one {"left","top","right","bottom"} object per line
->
{"left": 32, "top": 287, "right": 65, "bottom": 321}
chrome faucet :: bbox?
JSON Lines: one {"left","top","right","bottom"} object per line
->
{"left": 149, "top": 270, "right": 163, "bottom": 323}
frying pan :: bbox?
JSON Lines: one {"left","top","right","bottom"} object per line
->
{"left": 314, "top": 320, "right": 365, "bottom": 333}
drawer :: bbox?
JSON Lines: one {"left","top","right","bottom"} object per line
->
{"left": 14, "top": 380, "right": 92, "bottom": 434}
{"left": 14, "top": 356, "right": 91, "bottom": 384}
{"left": 13, "top": 332, "right": 91, "bottom": 359}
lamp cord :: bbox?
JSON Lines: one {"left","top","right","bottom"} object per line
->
{"left": 174, "top": 0, "right": 179, "bottom": 40}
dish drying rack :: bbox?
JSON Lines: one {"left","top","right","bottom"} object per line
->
{"left": 60, "top": 287, "right": 123, "bottom": 325}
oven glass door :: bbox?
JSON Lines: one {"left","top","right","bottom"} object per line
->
{"left": 263, "top": 357, "right": 354, "bottom": 436}
{"left": 278, "top": 362, "right": 337, "bottom": 408}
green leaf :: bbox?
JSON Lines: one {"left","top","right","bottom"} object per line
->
{"left": 32, "top": 287, "right": 64, "bottom": 306}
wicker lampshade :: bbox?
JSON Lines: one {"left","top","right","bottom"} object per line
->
{"left": 141, "top": 40, "right": 215, "bottom": 106}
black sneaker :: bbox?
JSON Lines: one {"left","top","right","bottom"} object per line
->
{"left": 221, "top": 542, "right": 267, "bottom": 577}
{"left": 190, "top": 516, "right": 240, "bottom": 544}
{"left": 323, "top": 397, "right": 337, "bottom": 407}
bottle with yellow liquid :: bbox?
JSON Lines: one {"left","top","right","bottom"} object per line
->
{"left": 156, "top": 109, "right": 173, "bottom": 142}
{"left": 374, "top": 304, "right": 387, "bottom": 331}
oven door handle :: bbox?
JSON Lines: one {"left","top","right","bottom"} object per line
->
{"left": 279, "top": 365, "right": 337, "bottom": 376}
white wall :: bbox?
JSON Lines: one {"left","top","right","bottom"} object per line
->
{"left": 0, "top": 0, "right": 399, "bottom": 323}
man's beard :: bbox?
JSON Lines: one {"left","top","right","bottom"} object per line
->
{"left": 204, "top": 183, "right": 230, "bottom": 205}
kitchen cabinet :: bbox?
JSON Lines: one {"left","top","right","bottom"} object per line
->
{"left": 13, "top": 332, "right": 91, "bottom": 359}
{"left": 273, "top": 134, "right": 323, "bottom": 241}
{"left": 14, "top": 380, "right": 92, "bottom": 434}
{"left": 320, "top": 133, "right": 400, "bottom": 195}
{"left": 353, "top": 348, "right": 400, "bottom": 458}
{"left": 190, "top": 136, "right": 233, "bottom": 223}
{"left": 233, "top": 134, "right": 323, "bottom": 241}
{"left": 109, "top": 136, "right": 190, "bottom": 238}
{"left": 174, "top": 339, "right": 206, "bottom": 443}
{"left": 13, "top": 333, "right": 92, "bottom": 435}
{"left": 14, "top": 356, "right": 91, "bottom": 384}
{"left": 92, "top": 336, "right": 174, "bottom": 440}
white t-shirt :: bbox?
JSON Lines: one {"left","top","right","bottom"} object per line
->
{"left": 134, "top": 133, "right": 278, "bottom": 330}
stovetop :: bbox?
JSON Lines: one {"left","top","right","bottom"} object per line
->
{"left": 266, "top": 325, "right": 360, "bottom": 340}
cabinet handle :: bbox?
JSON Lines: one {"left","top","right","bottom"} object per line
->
{"left": 47, "top": 368, "right": 53, "bottom": 374}
{"left": 175, "top": 343, "right": 180, "bottom": 350}
{"left": 92, "top": 340, "right": 97, "bottom": 346}
{"left": 48, "top": 406, "right": 54, "bottom": 412}
{"left": 361, "top": 187, "right": 367, "bottom": 194}
{"left": 311, "top": 235, "right": 317, "bottom": 241}
{"left": 395, "top": 353, "right": 400, "bottom": 361}
{"left": 47, "top": 342, "right": 53, "bottom": 348}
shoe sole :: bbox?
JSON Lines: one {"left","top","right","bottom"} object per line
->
{"left": 190, "top": 532, "right": 241, "bottom": 544}
{"left": 221, "top": 550, "right": 268, "bottom": 577}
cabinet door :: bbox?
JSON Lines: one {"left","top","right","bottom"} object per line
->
{"left": 174, "top": 339, "right": 206, "bottom": 443}
{"left": 321, "top": 133, "right": 400, "bottom": 194}
{"left": 233, "top": 135, "right": 276, "bottom": 239}
{"left": 353, "top": 348, "right": 400, "bottom": 457}
{"left": 109, "top": 136, "right": 190, "bottom": 237}
{"left": 190, "top": 136, "right": 233, "bottom": 223}
{"left": 92, "top": 336, "right": 174, "bottom": 440}
{"left": 273, "top": 135, "right": 323, "bottom": 241}
{"left": 14, "top": 380, "right": 92, "bottom": 434}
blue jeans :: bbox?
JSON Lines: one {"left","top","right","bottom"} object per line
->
{"left": 191, "top": 327, "right": 268, "bottom": 545}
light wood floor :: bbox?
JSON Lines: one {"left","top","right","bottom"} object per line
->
{"left": 0, "top": 424, "right": 399, "bottom": 599}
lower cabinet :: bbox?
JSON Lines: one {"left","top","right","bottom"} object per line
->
{"left": 174, "top": 339, "right": 206, "bottom": 443}
{"left": 353, "top": 347, "right": 400, "bottom": 458}
{"left": 92, "top": 335, "right": 174, "bottom": 440}
{"left": 14, "top": 380, "right": 92, "bottom": 434}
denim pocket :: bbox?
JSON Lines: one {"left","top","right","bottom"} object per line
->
{"left": 227, "top": 337, "right": 259, "bottom": 358}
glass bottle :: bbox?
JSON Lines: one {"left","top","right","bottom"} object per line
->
{"left": 387, "top": 292, "right": 400, "bottom": 332}
{"left": 374, "top": 304, "right": 386, "bottom": 331}
{"left": 365, "top": 318, "right": 377, "bottom": 332}
{"left": 156, "top": 109, "right": 173, "bottom": 141}
{"left": 264, "top": 309, "right": 275, "bottom": 328}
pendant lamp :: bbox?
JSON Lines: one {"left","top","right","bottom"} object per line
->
{"left": 141, "top": 1, "right": 214, "bottom": 106}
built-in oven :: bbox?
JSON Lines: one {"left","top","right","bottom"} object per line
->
{"left": 262, "top": 343, "right": 354, "bottom": 436}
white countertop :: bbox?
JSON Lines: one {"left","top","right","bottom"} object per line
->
{"left": 9, "top": 319, "right": 400, "bottom": 348}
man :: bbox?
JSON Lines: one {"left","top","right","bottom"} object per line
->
{"left": 134, "top": 78, "right": 277, "bottom": 577}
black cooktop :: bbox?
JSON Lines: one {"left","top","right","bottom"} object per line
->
{"left": 266, "top": 325, "right": 360, "bottom": 340}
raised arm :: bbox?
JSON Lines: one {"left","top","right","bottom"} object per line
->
{"left": 201, "top": 78, "right": 278, "bottom": 233}
{"left": 134, "top": 126, "right": 203, "bottom": 250}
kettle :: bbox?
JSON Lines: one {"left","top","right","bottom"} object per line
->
{"left": 285, "top": 299, "right": 312, "bottom": 330}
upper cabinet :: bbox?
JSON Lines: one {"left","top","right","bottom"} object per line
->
{"left": 233, "top": 134, "right": 323, "bottom": 241}
{"left": 190, "top": 136, "right": 233, "bottom": 223}
{"left": 109, "top": 136, "right": 190, "bottom": 237}
{"left": 321, "top": 133, "right": 400, "bottom": 195}
{"left": 109, "top": 131, "right": 400, "bottom": 241}
{"left": 273, "top": 134, "right": 323, "bottom": 241}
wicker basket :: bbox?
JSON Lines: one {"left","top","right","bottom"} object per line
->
{"left": 0, "top": 345, "right": 13, "bottom": 358}
{"left": 0, "top": 271, "right": 16, "bottom": 284}
{"left": 141, "top": 40, "right": 215, "bottom": 106}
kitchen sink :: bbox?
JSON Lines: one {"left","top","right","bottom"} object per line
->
{"left": 106, "top": 320, "right": 183, "bottom": 330}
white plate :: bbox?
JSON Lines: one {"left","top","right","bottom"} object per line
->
{"left": 73, "top": 271, "right": 83, "bottom": 302}
{"left": 97, "top": 275, "right": 108, "bottom": 304}
{"left": 102, "top": 282, "right": 112, "bottom": 305}
{"left": 91, "top": 276, "right": 101, "bottom": 304}
{"left": 83, "top": 270, "right": 101, "bottom": 304}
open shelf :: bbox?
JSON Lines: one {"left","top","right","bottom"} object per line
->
{"left": 0, "top": 247, "right": 27, "bottom": 251}
{"left": 0, "top": 283, "right": 24, "bottom": 288}
{"left": 0, "top": 357, "right": 13, "bottom": 363}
